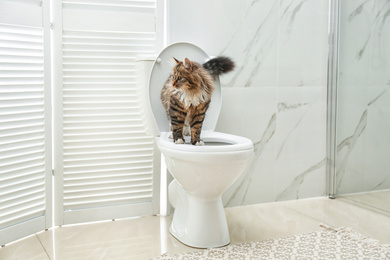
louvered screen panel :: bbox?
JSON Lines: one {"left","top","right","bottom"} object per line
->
{"left": 0, "top": 22, "right": 49, "bottom": 245}
{"left": 61, "top": 29, "right": 157, "bottom": 221}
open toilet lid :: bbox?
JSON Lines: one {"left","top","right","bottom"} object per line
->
{"left": 148, "top": 42, "right": 222, "bottom": 132}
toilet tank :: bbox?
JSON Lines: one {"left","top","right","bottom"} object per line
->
{"left": 135, "top": 57, "right": 160, "bottom": 136}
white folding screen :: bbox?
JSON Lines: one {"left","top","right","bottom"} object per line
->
{"left": 53, "top": 0, "right": 161, "bottom": 225}
{"left": 0, "top": 0, "right": 52, "bottom": 246}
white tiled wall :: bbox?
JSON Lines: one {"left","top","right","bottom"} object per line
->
{"left": 169, "top": 0, "right": 330, "bottom": 206}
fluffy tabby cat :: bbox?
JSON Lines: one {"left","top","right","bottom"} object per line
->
{"left": 161, "top": 56, "right": 235, "bottom": 145}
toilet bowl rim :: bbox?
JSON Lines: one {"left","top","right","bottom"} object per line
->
{"left": 157, "top": 131, "right": 253, "bottom": 153}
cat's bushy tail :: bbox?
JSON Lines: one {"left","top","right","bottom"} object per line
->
{"left": 202, "top": 56, "right": 235, "bottom": 78}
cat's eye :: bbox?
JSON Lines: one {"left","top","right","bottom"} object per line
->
{"left": 178, "top": 76, "right": 182, "bottom": 80}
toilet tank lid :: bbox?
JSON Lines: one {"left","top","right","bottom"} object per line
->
{"left": 148, "top": 42, "right": 222, "bottom": 133}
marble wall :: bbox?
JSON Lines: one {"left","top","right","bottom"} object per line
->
{"left": 335, "top": 0, "right": 390, "bottom": 194}
{"left": 169, "top": 0, "right": 330, "bottom": 206}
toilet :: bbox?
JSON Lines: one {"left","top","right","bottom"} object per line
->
{"left": 137, "top": 42, "right": 253, "bottom": 248}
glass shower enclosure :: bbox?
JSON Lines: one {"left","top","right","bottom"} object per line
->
{"left": 329, "top": 0, "right": 390, "bottom": 212}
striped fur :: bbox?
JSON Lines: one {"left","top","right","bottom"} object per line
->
{"left": 161, "top": 57, "right": 234, "bottom": 145}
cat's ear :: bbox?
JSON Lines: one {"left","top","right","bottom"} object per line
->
{"left": 173, "top": 57, "right": 180, "bottom": 64}
{"left": 183, "top": 58, "right": 192, "bottom": 70}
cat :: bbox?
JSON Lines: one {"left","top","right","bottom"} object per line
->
{"left": 160, "top": 56, "right": 235, "bottom": 145}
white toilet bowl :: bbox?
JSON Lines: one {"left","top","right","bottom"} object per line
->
{"left": 137, "top": 42, "right": 254, "bottom": 248}
{"left": 158, "top": 131, "right": 252, "bottom": 248}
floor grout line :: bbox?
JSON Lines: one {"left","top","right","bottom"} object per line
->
{"left": 35, "top": 233, "right": 52, "bottom": 260}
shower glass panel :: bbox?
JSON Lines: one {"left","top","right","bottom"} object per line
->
{"left": 334, "top": 0, "right": 390, "bottom": 212}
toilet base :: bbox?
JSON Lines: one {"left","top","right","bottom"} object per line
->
{"left": 169, "top": 180, "right": 230, "bottom": 248}
{"left": 169, "top": 227, "right": 230, "bottom": 249}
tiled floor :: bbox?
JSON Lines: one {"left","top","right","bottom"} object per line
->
{"left": 1, "top": 196, "right": 390, "bottom": 260}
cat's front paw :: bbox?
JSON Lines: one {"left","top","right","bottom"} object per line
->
{"left": 174, "top": 138, "right": 185, "bottom": 144}
{"left": 195, "top": 140, "right": 204, "bottom": 146}
{"left": 168, "top": 132, "right": 173, "bottom": 139}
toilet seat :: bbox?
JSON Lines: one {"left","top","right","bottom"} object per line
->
{"left": 158, "top": 131, "right": 252, "bottom": 152}
{"left": 149, "top": 42, "right": 253, "bottom": 154}
{"left": 148, "top": 42, "right": 222, "bottom": 133}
